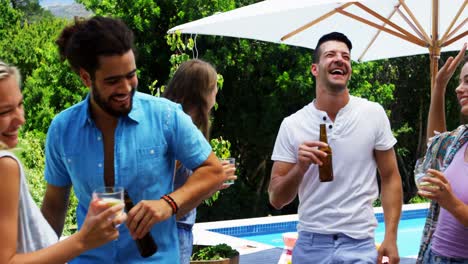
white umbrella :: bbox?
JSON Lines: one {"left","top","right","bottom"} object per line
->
{"left": 168, "top": 0, "right": 467, "bottom": 88}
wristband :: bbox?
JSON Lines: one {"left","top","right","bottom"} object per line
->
{"left": 161, "top": 194, "right": 178, "bottom": 215}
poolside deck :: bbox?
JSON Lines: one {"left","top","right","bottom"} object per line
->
{"left": 193, "top": 203, "right": 428, "bottom": 264}
{"left": 193, "top": 228, "right": 417, "bottom": 264}
{"left": 193, "top": 214, "right": 298, "bottom": 255}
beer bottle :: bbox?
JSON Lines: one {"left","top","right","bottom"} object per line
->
{"left": 124, "top": 190, "right": 158, "bottom": 258}
{"left": 318, "top": 124, "right": 333, "bottom": 182}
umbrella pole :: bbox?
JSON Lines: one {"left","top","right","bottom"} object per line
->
{"left": 430, "top": 0, "right": 440, "bottom": 91}
{"left": 429, "top": 47, "right": 440, "bottom": 91}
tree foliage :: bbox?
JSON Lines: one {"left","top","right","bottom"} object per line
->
{"left": 0, "top": 16, "right": 86, "bottom": 134}
{"left": 0, "top": 0, "right": 23, "bottom": 40}
{"left": 9, "top": 0, "right": 53, "bottom": 21}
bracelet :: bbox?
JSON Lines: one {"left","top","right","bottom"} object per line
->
{"left": 161, "top": 194, "right": 179, "bottom": 215}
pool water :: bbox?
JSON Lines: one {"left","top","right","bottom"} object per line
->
{"left": 376, "top": 217, "right": 425, "bottom": 257}
{"left": 209, "top": 208, "right": 428, "bottom": 258}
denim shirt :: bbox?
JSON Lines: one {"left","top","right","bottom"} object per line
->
{"left": 417, "top": 125, "right": 468, "bottom": 263}
{"left": 44, "top": 92, "right": 211, "bottom": 264}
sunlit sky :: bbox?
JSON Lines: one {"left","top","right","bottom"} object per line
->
{"left": 39, "top": 0, "right": 75, "bottom": 6}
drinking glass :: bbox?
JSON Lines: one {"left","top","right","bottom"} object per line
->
{"left": 414, "top": 159, "right": 443, "bottom": 190}
{"left": 92, "top": 186, "right": 124, "bottom": 227}
{"left": 220, "top": 157, "right": 236, "bottom": 185}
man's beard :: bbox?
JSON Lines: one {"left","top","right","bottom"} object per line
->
{"left": 92, "top": 83, "right": 136, "bottom": 117}
{"left": 327, "top": 82, "right": 347, "bottom": 93}
{"left": 322, "top": 77, "right": 348, "bottom": 93}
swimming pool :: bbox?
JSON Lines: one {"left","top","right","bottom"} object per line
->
{"left": 208, "top": 206, "right": 428, "bottom": 257}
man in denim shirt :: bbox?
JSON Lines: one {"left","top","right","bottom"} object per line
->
{"left": 41, "top": 16, "right": 225, "bottom": 264}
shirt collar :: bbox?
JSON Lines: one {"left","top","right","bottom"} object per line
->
{"left": 80, "top": 92, "right": 143, "bottom": 128}
{"left": 127, "top": 92, "right": 143, "bottom": 124}
{"left": 309, "top": 96, "right": 355, "bottom": 120}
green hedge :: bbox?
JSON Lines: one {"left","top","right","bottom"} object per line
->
{"left": 20, "top": 130, "right": 78, "bottom": 235}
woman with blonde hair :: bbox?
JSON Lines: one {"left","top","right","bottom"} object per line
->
{"left": 0, "top": 60, "right": 127, "bottom": 264}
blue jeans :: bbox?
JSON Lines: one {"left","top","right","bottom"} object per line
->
{"left": 292, "top": 231, "right": 377, "bottom": 264}
{"left": 423, "top": 246, "right": 468, "bottom": 264}
{"left": 177, "top": 222, "right": 194, "bottom": 264}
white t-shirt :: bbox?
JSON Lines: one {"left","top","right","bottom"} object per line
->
{"left": 271, "top": 96, "right": 396, "bottom": 239}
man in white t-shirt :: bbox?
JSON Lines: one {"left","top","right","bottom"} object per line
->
{"left": 269, "top": 32, "right": 402, "bottom": 264}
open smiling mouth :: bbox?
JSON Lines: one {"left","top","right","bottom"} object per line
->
{"left": 2, "top": 131, "right": 18, "bottom": 138}
{"left": 460, "top": 97, "right": 468, "bottom": 105}
{"left": 111, "top": 94, "right": 130, "bottom": 103}
{"left": 329, "top": 68, "right": 347, "bottom": 76}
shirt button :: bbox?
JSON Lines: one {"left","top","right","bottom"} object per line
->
{"left": 98, "top": 163, "right": 102, "bottom": 167}
{"left": 150, "top": 149, "right": 155, "bottom": 154}
{"left": 329, "top": 125, "right": 333, "bottom": 129}
{"left": 323, "top": 116, "right": 326, "bottom": 121}
{"left": 97, "top": 136, "right": 102, "bottom": 141}
{"left": 67, "top": 159, "right": 71, "bottom": 163}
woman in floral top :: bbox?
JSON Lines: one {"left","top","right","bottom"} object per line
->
{"left": 417, "top": 43, "right": 468, "bottom": 264}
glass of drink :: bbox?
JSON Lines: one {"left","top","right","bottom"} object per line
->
{"left": 220, "top": 157, "right": 236, "bottom": 185}
{"left": 92, "top": 186, "right": 124, "bottom": 226}
{"left": 414, "top": 159, "right": 443, "bottom": 190}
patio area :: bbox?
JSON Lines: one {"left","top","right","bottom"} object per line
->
{"left": 193, "top": 228, "right": 418, "bottom": 264}
{"left": 192, "top": 204, "right": 429, "bottom": 264}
